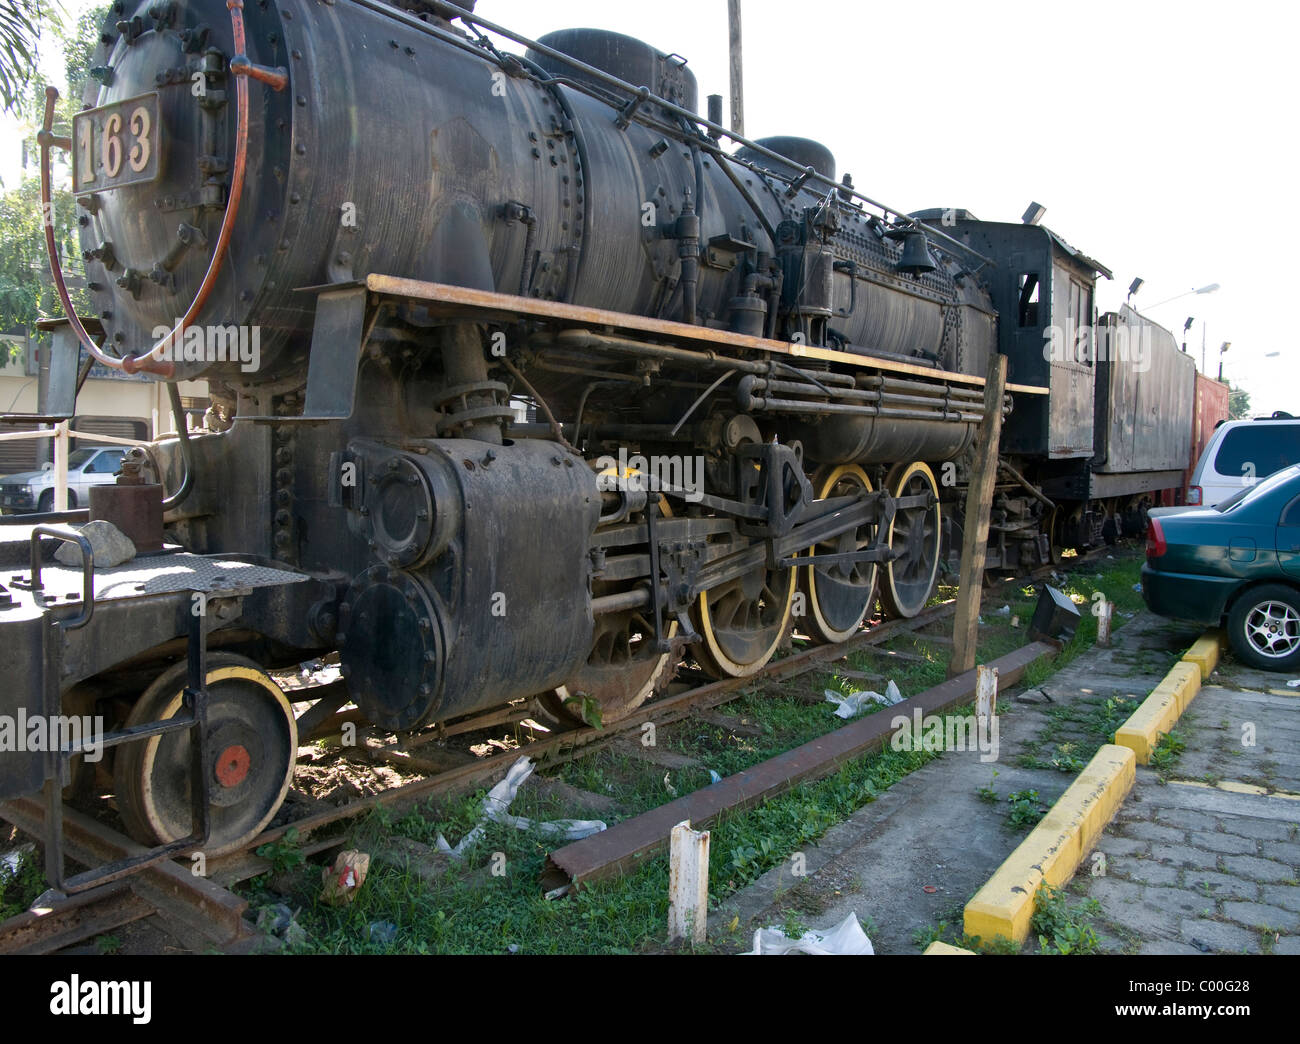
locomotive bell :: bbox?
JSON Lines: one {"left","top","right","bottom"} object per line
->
{"left": 896, "top": 230, "right": 936, "bottom": 275}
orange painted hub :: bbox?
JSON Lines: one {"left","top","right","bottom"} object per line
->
{"left": 215, "top": 744, "right": 252, "bottom": 788}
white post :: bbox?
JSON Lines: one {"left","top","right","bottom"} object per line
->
{"left": 1097, "top": 600, "right": 1113, "bottom": 648}
{"left": 53, "top": 420, "right": 69, "bottom": 512}
{"left": 668, "top": 820, "right": 710, "bottom": 945}
{"left": 976, "top": 664, "right": 998, "bottom": 721}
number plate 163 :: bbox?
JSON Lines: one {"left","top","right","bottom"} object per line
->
{"left": 73, "top": 93, "right": 161, "bottom": 194}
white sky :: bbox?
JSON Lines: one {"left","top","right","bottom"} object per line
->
{"left": 6, "top": 0, "right": 1296, "bottom": 415}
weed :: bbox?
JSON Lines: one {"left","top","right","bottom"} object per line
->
{"left": 1032, "top": 883, "right": 1101, "bottom": 955}
{"left": 1007, "top": 789, "right": 1047, "bottom": 829}
{"left": 94, "top": 933, "right": 123, "bottom": 955}
{"left": 961, "top": 931, "right": 1020, "bottom": 954}
{"left": 562, "top": 692, "right": 604, "bottom": 730}
{"left": 1051, "top": 742, "right": 1086, "bottom": 773}
{"left": 255, "top": 827, "right": 305, "bottom": 875}
{"left": 1150, "top": 731, "right": 1186, "bottom": 775}
{"left": 913, "top": 921, "right": 947, "bottom": 949}
{"left": 782, "top": 908, "right": 807, "bottom": 940}
{"left": 976, "top": 769, "right": 1000, "bottom": 804}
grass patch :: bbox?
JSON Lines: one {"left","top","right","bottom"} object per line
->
{"left": 1031, "top": 692, "right": 1142, "bottom": 764}
{"left": 241, "top": 740, "right": 943, "bottom": 954}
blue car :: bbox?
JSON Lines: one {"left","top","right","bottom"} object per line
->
{"left": 1142, "top": 464, "right": 1300, "bottom": 671}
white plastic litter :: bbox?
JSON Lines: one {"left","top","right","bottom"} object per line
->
{"left": 434, "top": 756, "right": 605, "bottom": 858}
{"left": 824, "top": 680, "right": 902, "bottom": 718}
{"left": 743, "top": 912, "right": 874, "bottom": 955}
{"left": 994, "top": 605, "right": 1010, "bottom": 616}
{"left": 1288, "top": 679, "right": 1300, "bottom": 689}
{"left": 1133, "top": 583, "right": 1142, "bottom": 593}
{"left": 708, "top": 770, "right": 722, "bottom": 784}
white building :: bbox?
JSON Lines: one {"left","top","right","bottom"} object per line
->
{"left": 0, "top": 330, "right": 208, "bottom": 474}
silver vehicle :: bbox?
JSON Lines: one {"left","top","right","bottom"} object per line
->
{"left": 0, "top": 446, "right": 127, "bottom": 514}
{"left": 1186, "top": 417, "right": 1300, "bottom": 508}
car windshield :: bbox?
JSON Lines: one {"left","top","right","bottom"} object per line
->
{"left": 1214, "top": 464, "right": 1300, "bottom": 512}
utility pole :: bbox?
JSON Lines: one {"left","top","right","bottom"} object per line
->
{"left": 727, "top": 0, "right": 744, "bottom": 137}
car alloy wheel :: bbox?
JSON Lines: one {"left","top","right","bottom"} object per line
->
{"left": 1243, "top": 601, "right": 1300, "bottom": 660}
{"left": 1227, "top": 584, "right": 1300, "bottom": 671}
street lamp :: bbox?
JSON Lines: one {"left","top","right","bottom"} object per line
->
{"left": 1182, "top": 316, "right": 1194, "bottom": 353}
{"left": 1145, "top": 283, "right": 1221, "bottom": 310}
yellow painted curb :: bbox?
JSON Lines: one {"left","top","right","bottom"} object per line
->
{"left": 1181, "top": 629, "right": 1226, "bottom": 681}
{"left": 1113, "top": 661, "right": 1201, "bottom": 763}
{"left": 963, "top": 744, "right": 1135, "bottom": 946}
{"left": 924, "top": 941, "right": 975, "bottom": 955}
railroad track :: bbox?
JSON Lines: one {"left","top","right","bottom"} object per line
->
{"left": 0, "top": 548, "right": 1113, "bottom": 953}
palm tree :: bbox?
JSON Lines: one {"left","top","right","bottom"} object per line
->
{"left": 0, "top": 1, "right": 60, "bottom": 115}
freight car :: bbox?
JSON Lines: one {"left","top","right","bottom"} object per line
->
{"left": 0, "top": 0, "right": 1217, "bottom": 887}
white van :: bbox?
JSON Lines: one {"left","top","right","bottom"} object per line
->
{"left": 1187, "top": 415, "right": 1300, "bottom": 507}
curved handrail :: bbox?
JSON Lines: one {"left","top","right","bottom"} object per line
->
{"left": 37, "top": 0, "right": 281, "bottom": 378}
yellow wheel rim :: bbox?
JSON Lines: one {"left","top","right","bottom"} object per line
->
{"left": 805, "top": 464, "right": 878, "bottom": 643}
{"left": 881, "top": 461, "right": 942, "bottom": 619}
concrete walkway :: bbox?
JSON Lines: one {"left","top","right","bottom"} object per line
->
{"left": 713, "top": 609, "right": 1300, "bottom": 954}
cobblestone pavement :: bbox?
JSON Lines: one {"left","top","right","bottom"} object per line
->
{"left": 1072, "top": 658, "right": 1300, "bottom": 955}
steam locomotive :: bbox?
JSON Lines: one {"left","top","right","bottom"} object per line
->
{"left": 0, "top": 0, "right": 1201, "bottom": 884}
